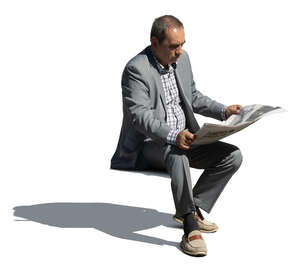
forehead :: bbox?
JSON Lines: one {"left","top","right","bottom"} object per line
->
{"left": 164, "top": 27, "right": 185, "bottom": 44}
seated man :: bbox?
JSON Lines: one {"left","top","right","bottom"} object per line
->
{"left": 111, "top": 15, "right": 243, "bottom": 257}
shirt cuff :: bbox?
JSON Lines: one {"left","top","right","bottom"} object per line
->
{"left": 221, "top": 106, "right": 227, "bottom": 121}
{"left": 167, "top": 128, "right": 180, "bottom": 145}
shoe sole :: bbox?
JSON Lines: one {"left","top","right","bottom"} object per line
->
{"left": 173, "top": 216, "right": 218, "bottom": 233}
{"left": 180, "top": 241, "right": 207, "bottom": 257}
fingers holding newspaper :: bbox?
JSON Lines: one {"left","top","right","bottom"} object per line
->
{"left": 176, "top": 130, "right": 196, "bottom": 150}
{"left": 176, "top": 105, "right": 242, "bottom": 150}
{"left": 191, "top": 104, "right": 284, "bottom": 146}
{"left": 225, "top": 105, "right": 242, "bottom": 119}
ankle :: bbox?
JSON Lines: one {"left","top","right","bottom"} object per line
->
{"left": 183, "top": 212, "right": 200, "bottom": 235}
{"left": 195, "top": 207, "right": 205, "bottom": 221}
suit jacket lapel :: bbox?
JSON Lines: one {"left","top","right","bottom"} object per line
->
{"left": 152, "top": 68, "right": 167, "bottom": 111}
{"left": 174, "top": 69, "right": 200, "bottom": 133}
{"left": 145, "top": 46, "right": 167, "bottom": 113}
{"left": 145, "top": 45, "right": 199, "bottom": 132}
{"left": 174, "top": 70, "right": 190, "bottom": 108}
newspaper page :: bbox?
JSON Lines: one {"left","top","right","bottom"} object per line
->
{"left": 191, "top": 104, "right": 285, "bottom": 146}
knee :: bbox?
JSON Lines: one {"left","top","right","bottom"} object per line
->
{"left": 231, "top": 149, "right": 243, "bottom": 170}
{"left": 166, "top": 152, "right": 189, "bottom": 169}
{"left": 165, "top": 152, "right": 190, "bottom": 185}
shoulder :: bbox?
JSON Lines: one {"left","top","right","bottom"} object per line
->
{"left": 121, "top": 46, "right": 153, "bottom": 88}
{"left": 178, "top": 49, "right": 191, "bottom": 65}
{"left": 125, "top": 46, "right": 151, "bottom": 73}
{"left": 175, "top": 49, "right": 193, "bottom": 75}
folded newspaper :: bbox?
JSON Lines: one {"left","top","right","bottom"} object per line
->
{"left": 192, "top": 104, "right": 285, "bottom": 146}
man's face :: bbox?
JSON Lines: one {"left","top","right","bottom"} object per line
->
{"left": 152, "top": 26, "right": 186, "bottom": 66}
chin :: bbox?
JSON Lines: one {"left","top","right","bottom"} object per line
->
{"left": 173, "top": 57, "right": 180, "bottom": 62}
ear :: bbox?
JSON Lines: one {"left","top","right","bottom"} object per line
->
{"left": 151, "top": 36, "right": 159, "bottom": 48}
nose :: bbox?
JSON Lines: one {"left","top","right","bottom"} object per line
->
{"left": 176, "top": 45, "right": 183, "bottom": 56}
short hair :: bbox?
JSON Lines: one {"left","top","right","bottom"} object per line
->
{"left": 150, "top": 15, "right": 184, "bottom": 43}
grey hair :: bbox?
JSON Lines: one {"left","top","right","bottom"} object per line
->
{"left": 150, "top": 15, "right": 184, "bottom": 43}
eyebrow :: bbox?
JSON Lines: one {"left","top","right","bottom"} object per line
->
{"left": 170, "top": 40, "right": 186, "bottom": 47}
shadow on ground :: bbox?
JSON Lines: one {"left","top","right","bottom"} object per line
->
{"left": 13, "top": 202, "right": 182, "bottom": 248}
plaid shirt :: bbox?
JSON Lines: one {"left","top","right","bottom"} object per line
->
{"left": 150, "top": 49, "right": 186, "bottom": 145}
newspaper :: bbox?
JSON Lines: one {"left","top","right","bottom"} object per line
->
{"left": 191, "top": 104, "right": 285, "bottom": 146}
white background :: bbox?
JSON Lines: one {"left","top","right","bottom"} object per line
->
{"left": 1, "top": 0, "right": 300, "bottom": 265}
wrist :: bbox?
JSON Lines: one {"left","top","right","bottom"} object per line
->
{"left": 167, "top": 129, "right": 181, "bottom": 145}
{"left": 223, "top": 106, "right": 228, "bottom": 120}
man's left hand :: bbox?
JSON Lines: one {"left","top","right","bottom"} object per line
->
{"left": 225, "top": 105, "right": 242, "bottom": 119}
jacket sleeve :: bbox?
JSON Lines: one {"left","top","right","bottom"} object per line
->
{"left": 185, "top": 53, "right": 227, "bottom": 121}
{"left": 122, "top": 64, "right": 171, "bottom": 143}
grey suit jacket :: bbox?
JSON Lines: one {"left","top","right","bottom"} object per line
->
{"left": 111, "top": 45, "right": 226, "bottom": 170}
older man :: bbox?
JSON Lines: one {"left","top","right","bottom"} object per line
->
{"left": 111, "top": 15, "right": 243, "bottom": 256}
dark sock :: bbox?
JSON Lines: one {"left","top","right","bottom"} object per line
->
{"left": 195, "top": 207, "right": 205, "bottom": 221}
{"left": 183, "top": 212, "right": 200, "bottom": 236}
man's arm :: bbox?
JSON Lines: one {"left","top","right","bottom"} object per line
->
{"left": 192, "top": 83, "right": 242, "bottom": 120}
{"left": 122, "top": 64, "right": 171, "bottom": 143}
{"left": 191, "top": 79, "right": 228, "bottom": 121}
{"left": 184, "top": 52, "right": 227, "bottom": 121}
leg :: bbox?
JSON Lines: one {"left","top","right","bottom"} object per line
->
{"left": 165, "top": 146, "right": 196, "bottom": 217}
{"left": 142, "top": 141, "right": 222, "bottom": 238}
{"left": 142, "top": 141, "right": 196, "bottom": 218}
{"left": 188, "top": 141, "right": 243, "bottom": 213}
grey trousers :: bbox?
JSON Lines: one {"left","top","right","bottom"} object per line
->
{"left": 142, "top": 141, "right": 243, "bottom": 217}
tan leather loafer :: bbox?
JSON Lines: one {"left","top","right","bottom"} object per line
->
{"left": 173, "top": 212, "right": 218, "bottom": 233}
{"left": 180, "top": 230, "right": 207, "bottom": 256}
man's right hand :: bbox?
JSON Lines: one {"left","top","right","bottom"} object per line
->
{"left": 176, "top": 130, "right": 195, "bottom": 150}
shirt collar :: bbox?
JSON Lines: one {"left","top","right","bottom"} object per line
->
{"left": 149, "top": 46, "right": 177, "bottom": 75}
